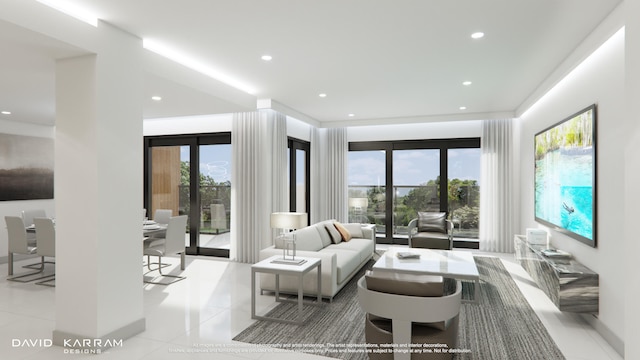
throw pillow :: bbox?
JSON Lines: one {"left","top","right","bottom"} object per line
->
{"left": 342, "top": 223, "right": 364, "bottom": 238}
{"left": 325, "top": 223, "right": 342, "bottom": 244}
{"left": 334, "top": 222, "right": 352, "bottom": 242}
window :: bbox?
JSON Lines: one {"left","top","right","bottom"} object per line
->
{"left": 348, "top": 138, "right": 480, "bottom": 246}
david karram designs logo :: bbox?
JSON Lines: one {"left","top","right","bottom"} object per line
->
{"left": 12, "top": 337, "right": 124, "bottom": 354}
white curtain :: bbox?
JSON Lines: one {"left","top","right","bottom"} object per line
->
{"left": 230, "top": 110, "right": 287, "bottom": 263}
{"left": 310, "top": 127, "right": 348, "bottom": 224}
{"left": 479, "top": 119, "right": 517, "bottom": 253}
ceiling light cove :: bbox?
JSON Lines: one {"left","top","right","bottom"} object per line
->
{"left": 143, "top": 39, "right": 257, "bottom": 95}
{"left": 471, "top": 32, "right": 485, "bottom": 39}
{"left": 261, "top": 55, "right": 273, "bottom": 61}
{"left": 1, "top": 111, "right": 11, "bottom": 115}
{"left": 36, "top": 0, "right": 99, "bottom": 27}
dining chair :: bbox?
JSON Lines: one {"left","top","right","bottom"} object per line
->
{"left": 144, "top": 209, "right": 173, "bottom": 268}
{"left": 153, "top": 209, "right": 172, "bottom": 225}
{"left": 144, "top": 215, "right": 188, "bottom": 285}
{"left": 22, "top": 209, "right": 46, "bottom": 247}
{"left": 34, "top": 218, "right": 56, "bottom": 286}
{"left": 5, "top": 216, "right": 49, "bottom": 282}
{"left": 21, "top": 209, "right": 47, "bottom": 228}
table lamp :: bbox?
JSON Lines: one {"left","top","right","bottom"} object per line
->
{"left": 270, "top": 212, "right": 307, "bottom": 264}
{"left": 348, "top": 197, "right": 368, "bottom": 223}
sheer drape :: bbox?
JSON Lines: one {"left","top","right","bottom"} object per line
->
{"left": 310, "top": 127, "right": 348, "bottom": 224}
{"left": 479, "top": 119, "right": 517, "bottom": 253}
{"left": 230, "top": 110, "right": 287, "bottom": 263}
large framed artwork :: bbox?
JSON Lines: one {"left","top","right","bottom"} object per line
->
{"left": 0, "top": 133, "right": 54, "bottom": 201}
{"left": 534, "top": 104, "right": 596, "bottom": 247}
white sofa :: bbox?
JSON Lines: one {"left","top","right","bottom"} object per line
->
{"left": 259, "top": 220, "right": 376, "bottom": 301}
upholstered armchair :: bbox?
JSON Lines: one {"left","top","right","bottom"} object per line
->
{"left": 357, "top": 270, "right": 462, "bottom": 360}
{"left": 407, "top": 212, "right": 454, "bottom": 250}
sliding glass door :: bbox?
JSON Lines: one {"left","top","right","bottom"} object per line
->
{"left": 149, "top": 145, "right": 191, "bottom": 247}
{"left": 348, "top": 138, "right": 480, "bottom": 246}
{"left": 198, "top": 143, "right": 231, "bottom": 253}
{"left": 392, "top": 149, "right": 440, "bottom": 238}
{"left": 144, "top": 133, "right": 231, "bottom": 257}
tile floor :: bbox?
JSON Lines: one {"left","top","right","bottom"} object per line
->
{"left": 0, "top": 248, "right": 623, "bottom": 360}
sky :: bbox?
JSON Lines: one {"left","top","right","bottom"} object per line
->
{"left": 348, "top": 148, "right": 481, "bottom": 187}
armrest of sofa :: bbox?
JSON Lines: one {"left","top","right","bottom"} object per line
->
{"left": 360, "top": 224, "right": 376, "bottom": 241}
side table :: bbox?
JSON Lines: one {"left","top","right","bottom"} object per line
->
{"left": 251, "top": 255, "right": 322, "bottom": 324}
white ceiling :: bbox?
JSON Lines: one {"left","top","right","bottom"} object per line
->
{"left": 0, "top": 0, "right": 623, "bottom": 126}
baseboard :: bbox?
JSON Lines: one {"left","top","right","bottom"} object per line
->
{"left": 581, "top": 313, "right": 624, "bottom": 358}
{"left": 0, "top": 254, "right": 40, "bottom": 265}
{"left": 53, "top": 318, "right": 145, "bottom": 351}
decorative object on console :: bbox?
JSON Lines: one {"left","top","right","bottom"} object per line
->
{"left": 526, "top": 228, "right": 548, "bottom": 245}
{"left": 270, "top": 212, "right": 308, "bottom": 265}
{"left": 541, "top": 248, "right": 572, "bottom": 259}
{"left": 534, "top": 104, "right": 596, "bottom": 247}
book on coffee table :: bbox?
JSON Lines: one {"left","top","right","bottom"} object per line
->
{"left": 396, "top": 252, "right": 421, "bottom": 259}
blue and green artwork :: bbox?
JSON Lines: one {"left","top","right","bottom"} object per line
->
{"left": 534, "top": 105, "right": 596, "bottom": 246}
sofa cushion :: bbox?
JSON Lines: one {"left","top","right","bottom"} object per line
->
{"left": 334, "top": 222, "right": 352, "bottom": 242}
{"left": 294, "top": 225, "right": 324, "bottom": 251}
{"left": 319, "top": 248, "right": 361, "bottom": 284}
{"left": 324, "top": 223, "right": 342, "bottom": 244}
{"left": 327, "top": 239, "right": 373, "bottom": 264}
{"left": 417, "top": 212, "right": 447, "bottom": 233}
{"left": 342, "top": 223, "right": 364, "bottom": 238}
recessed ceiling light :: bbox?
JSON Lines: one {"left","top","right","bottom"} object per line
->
{"left": 459, "top": 106, "right": 467, "bottom": 110}
{"left": 462, "top": 81, "right": 472, "bottom": 86}
{"left": 1, "top": 111, "right": 11, "bottom": 115}
{"left": 319, "top": 93, "right": 327, "bottom": 98}
{"left": 151, "top": 96, "right": 162, "bottom": 101}
{"left": 261, "top": 55, "right": 273, "bottom": 61}
{"left": 348, "top": 113, "right": 355, "bottom": 117}
{"left": 471, "top": 32, "right": 485, "bottom": 39}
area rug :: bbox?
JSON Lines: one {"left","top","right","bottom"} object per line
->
{"left": 233, "top": 256, "right": 565, "bottom": 360}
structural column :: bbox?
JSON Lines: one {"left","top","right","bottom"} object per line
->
{"left": 626, "top": 1, "right": 640, "bottom": 358}
{"left": 53, "top": 23, "right": 145, "bottom": 349}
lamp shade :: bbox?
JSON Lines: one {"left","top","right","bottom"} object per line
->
{"left": 348, "top": 197, "right": 368, "bottom": 209}
{"left": 270, "top": 212, "right": 308, "bottom": 230}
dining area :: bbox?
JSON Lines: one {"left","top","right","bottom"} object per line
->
{"left": 4, "top": 208, "right": 189, "bottom": 288}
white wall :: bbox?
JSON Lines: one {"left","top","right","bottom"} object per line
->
{"left": 347, "top": 120, "right": 482, "bottom": 142}
{"left": 0, "top": 119, "right": 55, "bottom": 259}
{"left": 144, "top": 113, "right": 232, "bottom": 135}
{"left": 518, "top": 27, "right": 626, "bottom": 350}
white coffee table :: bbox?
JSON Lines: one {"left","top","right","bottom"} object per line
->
{"left": 372, "top": 246, "right": 480, "bottom": 303}
{"left": 251, "top": 255, "right": 322, "bottom": 324}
